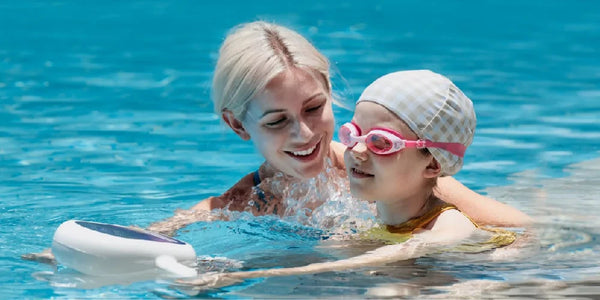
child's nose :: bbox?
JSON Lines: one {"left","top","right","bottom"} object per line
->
{"left": 350, "top": 142, "right": 369, "bottom": 161}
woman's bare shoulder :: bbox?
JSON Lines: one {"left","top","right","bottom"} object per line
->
{"left": 191, "top": 172, "right": 256, "bottom": 211}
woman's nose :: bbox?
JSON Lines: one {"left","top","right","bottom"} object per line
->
{"left": 292, "top": 119, "right": 314, "bottom": 140}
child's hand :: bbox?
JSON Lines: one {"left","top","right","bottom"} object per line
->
{"left": 21, "top": 248, "right": 56, "bottom": 265}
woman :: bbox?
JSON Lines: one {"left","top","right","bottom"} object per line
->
{"left": 147, "top": 21, "right": 531, "bottom": 235}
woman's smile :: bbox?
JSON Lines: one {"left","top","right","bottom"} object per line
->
{"left": 285, "top": 138, "right": 321, "bottom": 162}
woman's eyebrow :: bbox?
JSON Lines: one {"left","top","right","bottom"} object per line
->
{"left": 303, "top": 92, "right": 327, "bottom": 104}
{"left": 259, "top": 93, "right": 327, "bottom": 118}
{"left": 260, "top": 109, "right": 286, "bottom": 118}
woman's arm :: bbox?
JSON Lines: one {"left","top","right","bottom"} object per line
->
{"left": 21, "top": 248, "right": 56, "bottom": 265}
{"left": 179, "top": 211, "right": 481, "bottom": 292}
{"left": 22, "top": 193, "right": 234, "bottom": 264}
{"left": 145, "top": 202, "right": 219, "bottom": 236}
{"left": 147, "top": 172, "right": 257, "bottom": 236}
{"left": 179, "top": 237, "right": 433, "bottom": 290}
{"left": 23, "top": 172, "right": 259, "bottom": 264}
{"left": 332, "top": 139, "right": 531, "bottom": 227}
{"left": 435, "top": 177, "right": 533, "bottom": 227}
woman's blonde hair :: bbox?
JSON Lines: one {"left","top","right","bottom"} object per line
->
{"left": 212, "top": 21, "right": 331, "bottom": 119}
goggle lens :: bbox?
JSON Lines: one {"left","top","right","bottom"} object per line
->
{"left": 366, "top": 134, "right": 393, "bottom": 153}
{"left": 338, "top": 124, "right": 357, "bottom": 147}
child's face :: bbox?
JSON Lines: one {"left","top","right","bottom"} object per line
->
{"left": 343, "top": 101, "right": 433, "bottom": 203}
{"left": 242, "top": 68, "right": 335, "bottom": 179}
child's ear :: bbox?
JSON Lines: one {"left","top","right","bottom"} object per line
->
{"left": 423, "top": 156, "right": 442, "bottom": 178}
{"left": 222, "top": 110, "right": 251, "bottom": 141}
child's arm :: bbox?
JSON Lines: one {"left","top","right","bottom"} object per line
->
{"left": 435, "top": 177, "right": 532, "bottom": 227}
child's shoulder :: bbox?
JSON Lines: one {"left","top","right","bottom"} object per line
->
{"left": 412, "top": 207, "right": 477, "bottom": 244}
{"left": 437, "top": 209, "right": 476, "bottom": 226}
{"left": 428, "top": 206, "right": 477, "bottom": 237}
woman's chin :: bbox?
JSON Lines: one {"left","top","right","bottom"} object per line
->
{"left": 297, "top": 165, "right": 323, "bottom": 179}
{"left": 294, "top": 158, "right": 327, "bottom": 179}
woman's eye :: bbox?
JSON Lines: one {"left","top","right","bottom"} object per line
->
{"left": 305, "top": 104, "right": 323, "bottom": 113}
{"left": 265, "top": 118, "right": 287, "bottom": 127}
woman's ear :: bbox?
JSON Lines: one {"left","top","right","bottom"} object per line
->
{"left": 423, "top": 156, "right": 442, "bottom": 178}
{"left": 222, "top": 110, "right": 251, "bottom": 140}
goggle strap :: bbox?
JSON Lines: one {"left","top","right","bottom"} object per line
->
{"left": 430, "top": 141, "right": 466, "bottom": 157}
{"left": 404, "top": 140, "right": 466, "bottom": 157}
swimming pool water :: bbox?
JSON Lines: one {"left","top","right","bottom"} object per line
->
{"left": 1, "top": 0, "right": 599, "bottom": 298}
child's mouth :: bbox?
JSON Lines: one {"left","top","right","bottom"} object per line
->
{"left": 351, "top": 167, "right": 374, "bottom": 178}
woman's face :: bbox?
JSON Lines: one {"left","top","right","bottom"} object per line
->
{"left": 241, "top": 68, "right": 335, "bottom": 179}
{"left": 343, "top": 102, "right": 432, "bottom": 203}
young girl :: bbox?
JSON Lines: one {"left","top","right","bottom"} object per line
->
{"left": 180, "top": 70, "right": 516, "bottom": 290}
{"left": 341, "top": 69, "right": 480, "bottom": 244}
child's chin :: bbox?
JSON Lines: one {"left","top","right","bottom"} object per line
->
{"left": 350, "top": 187, "right": 375, "bottom": 202}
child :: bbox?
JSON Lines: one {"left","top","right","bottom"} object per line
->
{"left": 180, "top": 70, "right": 516, "bottom": 290}
{"left": 340, "top": 69, "right": 479, "bottom": 244}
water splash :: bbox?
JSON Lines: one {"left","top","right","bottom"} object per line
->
{"left": 259, "top": 158, "right": 377, "bottom": 234}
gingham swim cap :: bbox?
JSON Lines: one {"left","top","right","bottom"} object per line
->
{"left": 357, "top": 70, "right": 476, "bottom": 176}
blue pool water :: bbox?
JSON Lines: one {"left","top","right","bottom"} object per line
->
{"left": 1, "top": 0, "right": 599, "bottom": 298}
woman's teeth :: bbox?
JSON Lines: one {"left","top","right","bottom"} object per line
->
{"left": 292, "top": 144, "right": 317, "bottom": 156}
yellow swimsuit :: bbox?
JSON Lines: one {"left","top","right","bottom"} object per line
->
{"left": 363, "top": 202, "right": 517, "bottom": 251}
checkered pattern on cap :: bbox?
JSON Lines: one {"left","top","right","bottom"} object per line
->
{"left": 357, "top": 70, "right": 476, "bottom": 176}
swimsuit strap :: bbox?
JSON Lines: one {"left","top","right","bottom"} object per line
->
{"left": 252, "top": 170, "right": 267, "bottom": 208}
{"left": 386, "top": 202, "right": 458, "bottom": 234}
{"left": 253, "top": 170, "right": 261, "bottom": 186}
{"left": 374, "top": 202, "right": 516, "bottom": 250}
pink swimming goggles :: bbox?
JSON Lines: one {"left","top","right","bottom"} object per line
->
{"left": 338, "top": 122, "right": 466, "bottom": 157}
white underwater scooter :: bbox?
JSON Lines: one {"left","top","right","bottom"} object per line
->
{"left": 52, "top": 220, "right": 198, "bottom": 282}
